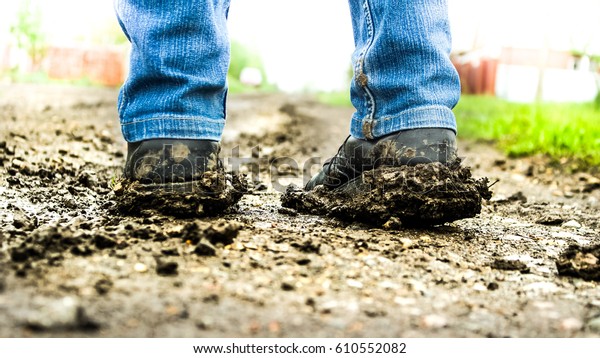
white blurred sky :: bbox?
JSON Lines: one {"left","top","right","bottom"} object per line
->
{"left": 1, "top": 0, "right": 599, "bottom": 91}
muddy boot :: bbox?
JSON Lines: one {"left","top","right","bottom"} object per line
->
{"left": 116, "top": 139, "right": 246, "bottom": 217}
{"left": 124, "top": 139, "right": 221, "bottom": 189}
{"left": 284, "top": 128, "right": 491, "bottom": 226}
{"left": 305, "top": 128, "right": 457, "bottom": 191}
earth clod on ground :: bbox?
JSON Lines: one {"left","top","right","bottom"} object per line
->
{"left": 112, "top": 171, "right": 247, "bottom": 218}
{"left": 556, "top": 244, "right": 600, "bottom": 281}
{"left": 282, "top": 161, "right": 492, "bottom": 227}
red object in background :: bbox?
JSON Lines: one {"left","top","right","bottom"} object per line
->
{"left": 0, "top": 46, "right": 10, "bottom": 72}
{"left": 452, "top": 58, "right": 498, "bottom": 95}
{"left": 43, "top": 46, "right": 127, "bottom": 87}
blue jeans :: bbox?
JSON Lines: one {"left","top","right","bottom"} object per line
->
{"left": 115, "top": 0, "right": 459, "bottom": 143}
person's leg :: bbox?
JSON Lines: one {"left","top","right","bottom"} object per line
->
{"left": 115, "top": 0, "right": 230, "bottom": 142}
{"left": 348, "top": 0, "right": 459, "bottom": 139}
{"left": 306, "top": 0, "right": 460, "bottom": 190}
{"left": 114, "top": 0, "right": 230, "bottom": 184}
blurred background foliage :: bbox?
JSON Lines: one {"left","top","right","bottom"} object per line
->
{"left": 1, "top": 0, "right": 599, "bottom": 171}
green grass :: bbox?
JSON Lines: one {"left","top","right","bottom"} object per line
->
{"left": 316, "top": 91, "right": 600, "bottom": 170}
{"left": 455, "top": 95, "right": 600, "bottom": 169}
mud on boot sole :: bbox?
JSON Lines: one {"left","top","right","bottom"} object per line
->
{"left": 282, "top": 160, "right": 492, "bottom": 227}
{"left": 112, "top": 170, "right": 247, "bottom": 218}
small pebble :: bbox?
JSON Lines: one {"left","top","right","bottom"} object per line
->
{"left": 346, "top": 279, "right": 364, "bottom": 289}
{"left": 487, "top": 282, "right": 499, "bottom": 291}
{"left": 472, "top": 283, "right": 487, "bottom": 291}
{"left": 394, "top": 297, "right": 416, "bottom": 306}
{"left": 559, "top": 318, "right": 583, "bottom": 332}
{"left": 281, "top": 281, "right": 295, "bottom": 291}
{"left": 562, "top": 220, "right": 582, "bottom": 229}
{"left": 134, "top": 263, "right": 148, "bottom": 273}
{"left": 421, "top": 314, "right": 447, "bottom": 329}
{"left": 399, "top": 238, "right": 415, "bottom": 249}
{"left": 196, "top": 318, "right": 214, "bottom": 331}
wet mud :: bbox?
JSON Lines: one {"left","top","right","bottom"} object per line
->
{"left": 282, "top": 161, "right": 492, "bottom": 226}
{"left": 113, "top": 171, "right": 247, "bottom": 218}
{"left": 1, "top": 85, "right": 600, "bottom": 338}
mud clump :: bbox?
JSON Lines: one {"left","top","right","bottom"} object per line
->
{"left": 113, "top": 171, "right": 247, "bottom": 218}
{"left": 180, "top": 220, "right": 243, "bottom": 256}
{"left": 282, "top": 161, "right": 492, "bottom": 227}
{"left": 194, "top": 241, "right": 217, "bottom": 256}
{"left": 491, "top": 257, "right": 530, "bottom": 273}
{"left": 8, "top": 225, "right": 127, "bottom": 274}
{"left": 94, "top": 279, "right": 113, "bottom": 295}
{"left": 556, "top": 244, "right": 600, "bottom": 281}
{"left": 155, "top": 259, "right": 179, "bottom": 276}
{"left": 180, "top": 219, "right": 243, "bottom": 246}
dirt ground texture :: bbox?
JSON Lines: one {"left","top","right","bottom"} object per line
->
{"left": 1, "top": 84, "right": 600, "bottom": 338}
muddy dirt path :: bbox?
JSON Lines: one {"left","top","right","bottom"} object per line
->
{"left": 1, "top": 84, "right": 599, "bottom": 337}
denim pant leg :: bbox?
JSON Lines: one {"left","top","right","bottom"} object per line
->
{"left": 115, "top": 0, "right": 230, "bottom": 142}
{"left": 347, "top": 0, "right": 460, "bottom": 140}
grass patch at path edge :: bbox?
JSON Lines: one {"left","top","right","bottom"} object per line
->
{"left": 317, "top": 91, "right": 600, "bottom": 170}
{"left": 455, "top": 95, "right": 600, "bottom": 169}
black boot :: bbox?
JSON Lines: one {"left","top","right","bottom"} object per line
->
{"left": 124, "top": 139, "right": 221, "bottom": 186}
{"left": 305, "top": 128, "right": 457, "bottom": 191}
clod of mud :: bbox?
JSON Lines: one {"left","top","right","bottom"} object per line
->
{"left": 155, "top": 259, "right": 178, "bottom": 276}
{"left": 282, "top": 161, "right": 492, "bottom": 226}
{"left": 194, "top": 240, "right": 218, "bottom": 256}
{"left": 10, "top": 226, "right": 87, "bottom": 264}
{"left": 181, "top": 219, "right": 243, "bottom": 246}
{"left": 202, "top": 220, "right": 243, "bottom": 245}
{"left": 175, "top": 219, "right": 243, "bottom": 257}
{"left": 7, "top": 223, "right": 131, "bottom": 275}
{"left": 12, "top": 207, "right": 36, "bottom": 231}
{"left": 112, "top": 171, "right": 247, "bottom": 218}
{"left": 491, "top": 257, "right": 530, "bottom": 273}
{"left": 94, "top": 279, "right": 113, "bottom": 295}
{"left": 556, "top": 244, "right": 600, "bottom": 281}
{"left": 536, "top": 214, "right": 565, "bottom": 226}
